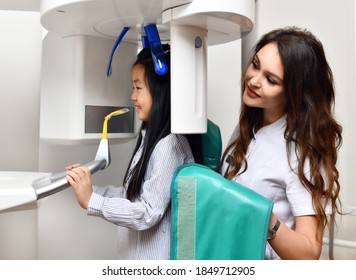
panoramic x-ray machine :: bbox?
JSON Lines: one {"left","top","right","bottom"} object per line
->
{"left": 0, "top": 0, "right": 254, "bottom": 211}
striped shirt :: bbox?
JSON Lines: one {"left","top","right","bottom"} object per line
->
{"left": 87, "top": 130, "right": 194, "bottom": 259}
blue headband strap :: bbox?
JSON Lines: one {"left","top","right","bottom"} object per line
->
{"left": 106, "top": 26, "right": 130, "bottom": 77}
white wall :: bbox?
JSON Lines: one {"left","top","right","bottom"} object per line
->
{"left": 207, "top": 40, "right": 242, "bottom": 149}
{"left": 0, "top": 10, "right": 42, "bottom": 260}
{"left": 0, "top": 10, "right": 42, "bottom": 172}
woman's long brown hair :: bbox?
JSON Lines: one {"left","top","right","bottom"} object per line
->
{"left": 221, "top": 27, "right": 343, "bottom": 234}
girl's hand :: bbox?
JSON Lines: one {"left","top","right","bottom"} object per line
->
{"left": 65, "top": 163, "right": 81, "bottom": 171}
{"left": 66, "top": 165, "right": 92, "bottom": 210}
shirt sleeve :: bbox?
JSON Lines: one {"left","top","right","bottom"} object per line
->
{"left": 92, "top": 184, "right": 124, "bottom": 198}
{"left": 285, "top": 157, "right": 319, "bottom": 216}
{"left": 285, "top": 170, "right": 316, "bottom": 216}
{"left": 87, "top": 134, "right": 192, "bottom": 230}
{"left": 286, "top": 160, "right": 332, "bottom": 217}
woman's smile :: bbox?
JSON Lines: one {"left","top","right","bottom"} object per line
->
{"left": 246, "top": 85, "right": 261, "bottom": 99}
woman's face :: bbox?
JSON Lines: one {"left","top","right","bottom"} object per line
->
{"left": 243, "top": 43, "right": 286, "bottom": 125}
{"left": 131, "top": 64, "right": 153, "bottom": 122}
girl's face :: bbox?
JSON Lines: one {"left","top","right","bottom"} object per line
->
{"left": 243, "top": 43, "right": 286, "bottom": 125}
{"left": 131, "top": 64, "right": 153, "bottom": 122}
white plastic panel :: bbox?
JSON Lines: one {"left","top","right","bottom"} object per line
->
{"left": 164, "top": 0, "right": 254, "bottom": 132}
{"left": 170, "top": 23, "right": 207, "bottom": 133}
{"left": 40, "top": 34, "right": 139, "bottom": 144}
{"left": 40, "top": 0, "right": 192, "bottom": 40}
{"left": 162, "top": 0, "right": 254, "bottom": 45}
{"left": 0, "top": 171, "right": 48, "bottom": 211}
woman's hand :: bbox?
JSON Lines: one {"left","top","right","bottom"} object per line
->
{"left": 66, "top": 164, "right": 93, "bottom": 210}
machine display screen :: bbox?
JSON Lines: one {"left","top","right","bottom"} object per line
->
{"left": 85, "top": 105, "right": 134, "bottom": 134}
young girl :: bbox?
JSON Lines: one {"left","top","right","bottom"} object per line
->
{"left": 66, "top": 44, "right": 195, "bottom": 259}
{"left": 220, "top": 27, "right": 342, "bottom": 259}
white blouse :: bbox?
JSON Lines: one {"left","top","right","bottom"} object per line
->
{"left": 87, "top": 131, "right": 194, "bottom": 259}
{"left": 220, "top": 116, "right": 318, "bottom": 259}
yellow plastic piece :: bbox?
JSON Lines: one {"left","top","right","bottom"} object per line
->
{"left": 102, "top": 108, "right": 130, "bottom": 139}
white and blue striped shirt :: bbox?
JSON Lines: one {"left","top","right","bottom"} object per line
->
{"left": 87, "top": 130, "right": 194, "bottom": 259}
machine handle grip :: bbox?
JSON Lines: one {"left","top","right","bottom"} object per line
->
{"left": 32, "top": 159, "right": 106, "bottom": 200}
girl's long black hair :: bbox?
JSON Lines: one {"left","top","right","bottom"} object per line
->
{"left": 123, "top": 44, "right": 172, "bottom": 201}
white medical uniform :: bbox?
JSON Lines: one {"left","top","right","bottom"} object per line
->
{"left": 220, "top": 116, "right": 320, "bottom": 259}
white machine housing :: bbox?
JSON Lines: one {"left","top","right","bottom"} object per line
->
{"left": 39, "top": 0, "right": 254, "bottom": 139}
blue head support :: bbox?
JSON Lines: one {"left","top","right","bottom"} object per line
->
{"left": 141, "top": 34, "right": 149, "bottom": 49}
{"left": 106, "top": 24, "right": 167, "bottom": 77}
{"left": 143, "top": 24, "right": 168, "bottom": 75}
{"left": 106, "top": 26, "right": 130, "bottom": 77}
